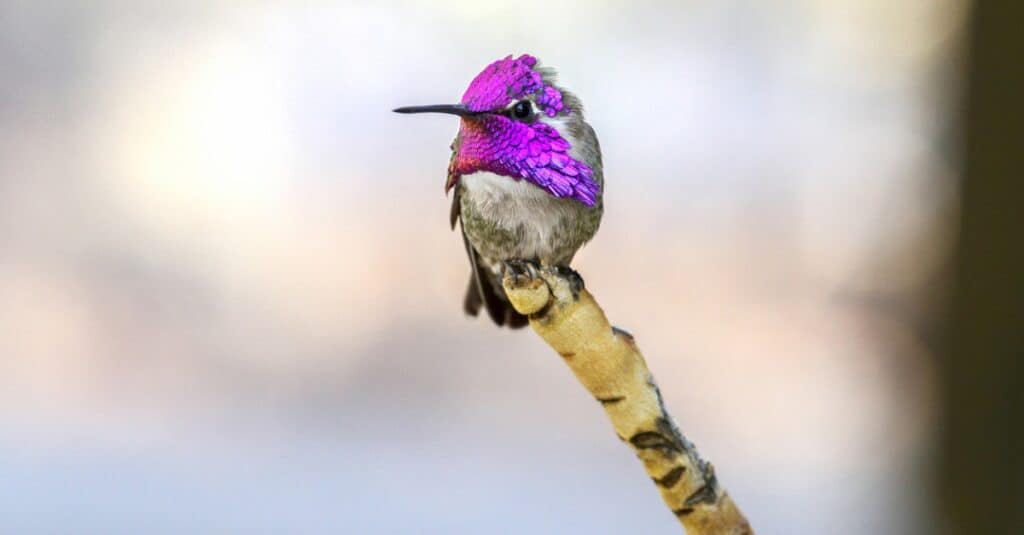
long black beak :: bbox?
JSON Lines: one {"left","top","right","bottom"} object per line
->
{"left": 392, "top": 104, "right": 480, "bottom": 117}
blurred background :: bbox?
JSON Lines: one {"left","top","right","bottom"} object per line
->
{"left": 0, "top": 1, "right": 972, "bottom": 533}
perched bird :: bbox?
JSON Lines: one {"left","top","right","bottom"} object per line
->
{"left": 395, "top": 54, "right": 604, "bottom": 328}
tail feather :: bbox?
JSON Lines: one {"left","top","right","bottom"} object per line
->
{"left": 463, "top": 265, "right": 528, "bottom": 329}
{"left": 463, "top": 275, "right": 483, "bottom": 317}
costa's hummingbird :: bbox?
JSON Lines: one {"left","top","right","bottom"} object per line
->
{"left": 395, "top": 54, "right": 603, "bottom": 328}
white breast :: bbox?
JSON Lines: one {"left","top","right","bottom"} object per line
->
{"left": 460, "top": 171, "right": 575, "bottom": 263}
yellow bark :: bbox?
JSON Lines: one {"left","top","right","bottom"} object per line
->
{"left": 503, "top": 267, "right": 753, "bottom": 535}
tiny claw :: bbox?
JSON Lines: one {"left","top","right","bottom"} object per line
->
{"left": 503, "top": 259, "right": 542, "bottom": 289}
{"left": 501, "top": 259, "right": 551, "bottom": 316}
{"left": 525, "top": 261, "right": 539, "bottom": 280}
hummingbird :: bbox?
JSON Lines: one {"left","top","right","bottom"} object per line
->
{"left": 395, "top": 54, "right": 604, "bottom": 328}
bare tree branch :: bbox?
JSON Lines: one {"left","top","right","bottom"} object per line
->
{"left": 502, "top": 267, "right": 753, "bottom": 534}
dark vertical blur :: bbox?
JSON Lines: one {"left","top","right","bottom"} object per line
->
{"left": 940, "top": 2, "right": 1024, "bottom": 533}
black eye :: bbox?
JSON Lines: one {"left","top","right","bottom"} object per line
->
{"left": 512, "top": 100, "right": 532, "bottom": 119}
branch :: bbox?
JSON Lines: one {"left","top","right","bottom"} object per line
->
{"left": 502, "top": 266, "right": 753, "bottom": 535}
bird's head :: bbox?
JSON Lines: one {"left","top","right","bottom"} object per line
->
{"left": 394, "top": 54, "right": 601, "bottom": 207}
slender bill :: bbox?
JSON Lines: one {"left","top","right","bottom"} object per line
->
{"left": 392, "top": 104, "right": 482, "bottom": 117}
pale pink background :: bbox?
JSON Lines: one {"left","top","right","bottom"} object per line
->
{"left": 0, "top": 1, "right": 962, "bottom": 533}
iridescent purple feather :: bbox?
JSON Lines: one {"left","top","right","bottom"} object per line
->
{"left": 451, "top": 54, "right": 599, "bottom": 206}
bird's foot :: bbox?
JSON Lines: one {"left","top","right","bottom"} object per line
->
{"left": 503, "top": 261, "right": 584, "bottom": 296}
{"left": 502, "top": 259, "right": 547, "bottom": 316}
{"left": 502, "top": 261, "right": 588, "bottom": 317}
{"left": 552, "top": 265, "right": 585, "bottom": 299}
{"left": 503, "top": 259, "right": 540, "bottom": 287}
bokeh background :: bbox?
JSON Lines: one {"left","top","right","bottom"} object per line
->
{"left": 0, "top": 1, "right": 967, "bottom": 533}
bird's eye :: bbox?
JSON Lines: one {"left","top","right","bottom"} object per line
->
{"left": 512, "top": 100, "right": 532, "bottom": 119}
